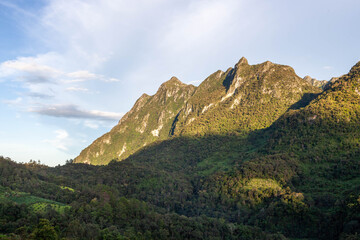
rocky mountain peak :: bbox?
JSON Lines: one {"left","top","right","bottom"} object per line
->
{"left": 349, "top": 61, "right": 360, "bottom": 75}
{"left": 161, "top": 76, "right": 184, "bottom": 88}
{"left": 235, "top": 57, "right": 248, "bottom": 68}
{"left": 303, "top": 75, "right": 312, "bottom": 82}
{"left": 154, "top": 77, "right": 187, "bottom": 99}
{"left": 154, "top": 77, "right": 195, "bottom": 105}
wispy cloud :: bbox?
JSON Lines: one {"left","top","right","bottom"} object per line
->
{"left": 84, "top": 120, "right": 99, "bottom": 129}
{"left": 30, "top": 104, "right": 123, "bottom": 121}
{"left": 0, "top": 0, "right": 37, "bottom": 18}
{"left": 67, "top": 71, "right": 97, "bottom": 79}
{"left": 0, "top": 57, "right": 61, "bottom": 84}
{"left": 65, "top": 71, "right": 101, "bottom": 83}
{"left": 0, "top": 54, "right": 118, "bottom": 84}
{"left": 105, "top": 78, "right": 121, "bottom": 82}
{"left": 43, "top": 129, "right": 71, "bottom": 151}
{"left": 3, "top": 97, "right": 23, "bottom": 106}
{"left": 66, "top": 87, "right": 89, "bottom": 92}
{"left": 28, "top": 92, "right": 54, "bottom": 99}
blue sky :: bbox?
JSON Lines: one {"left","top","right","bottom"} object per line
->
{"left": 0, "top": 0, "right": 359, "bottom": 166}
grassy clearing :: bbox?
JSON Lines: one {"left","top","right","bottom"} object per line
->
{"left": 30, "top": 202, "right": 70, "bottom": 214}
{"left": 243, "top": 178, "right": 282, "bottom": 191}
{"left": 0, "top": 187, "right": 70, "bottom": 214}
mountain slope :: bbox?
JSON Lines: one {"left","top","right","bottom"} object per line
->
{"left": 75, "top": 57, "right": 321, "bottom": 165}
{"left": 75, "top": 77, "right": 196, "bottom": 165}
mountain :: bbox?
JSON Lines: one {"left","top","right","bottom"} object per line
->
{"left": 75, "top": 57, "right": 322, "bottom": 165}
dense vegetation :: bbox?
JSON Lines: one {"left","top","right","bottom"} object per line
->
{"left": 0, "top": 61, "right": 360, "bottom": 239}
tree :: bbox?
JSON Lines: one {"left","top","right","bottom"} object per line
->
{"left": 30, "top": 219, "right": 58, "bottom": 240}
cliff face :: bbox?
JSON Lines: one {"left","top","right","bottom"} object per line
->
{"left": 75, "top": 57, "right": 321, "bottom": 165}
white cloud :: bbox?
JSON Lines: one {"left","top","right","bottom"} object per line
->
{"left": 44, "top": 129, "right": 71, "bottom": 151}
{"left": 3, "top": 97, "right": 23, "bottom": 106}
{"left": 65, "top": 70, "right": 102, "bottom": 83}
{"left": 66, "top": 87, "right": 89, "bottom": 92}
{"left": 29, "top": 104, "right": 123, "bottom": 121}
{"left": 106, "top": 78, "right": 121, "bottom": 82}
{"left": 67, "top": 70, "right": 97, "bottom": 79}
{"left": 88, "top": 109, "right": 123, "bottom": 120}
{"left": 84, "top": 120, "right": 99, "bottom": 129}
{"left": 0, "top": 53, "right": 117, "bottom": 84}
{"left": 2, "top": 59, "right": 59, "bottom": 75}
{"left": 28, "top": 92, "right": 53, "bottom": 99}
{"left": 0, "top": 55, "right": 61, "bottom": 83}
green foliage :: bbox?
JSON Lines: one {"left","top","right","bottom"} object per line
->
{"left": 30, "top": 219, "right": 58, "bottom": 240}
{"left": 243, "top": 178, "right": 282, "bottom": 191}
{"left": 60, "top": 186, "right": 75, "bottom": 192}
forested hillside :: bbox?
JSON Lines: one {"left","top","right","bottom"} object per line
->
{"left": 0, "top": 60, "right": 359, "bottom": 240}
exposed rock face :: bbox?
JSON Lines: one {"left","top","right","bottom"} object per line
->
{"left": 303, "top": 76, "right": 328, "bottom": 89}
{"left": 75, "top": 57, "right": 322, "bottom": 165}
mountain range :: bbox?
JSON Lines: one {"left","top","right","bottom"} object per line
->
{"left": 0, "top": 58, "right": 359, "bottom": 239}
{"left": 75, "top": 57, "right": 323, "bottom": 165}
